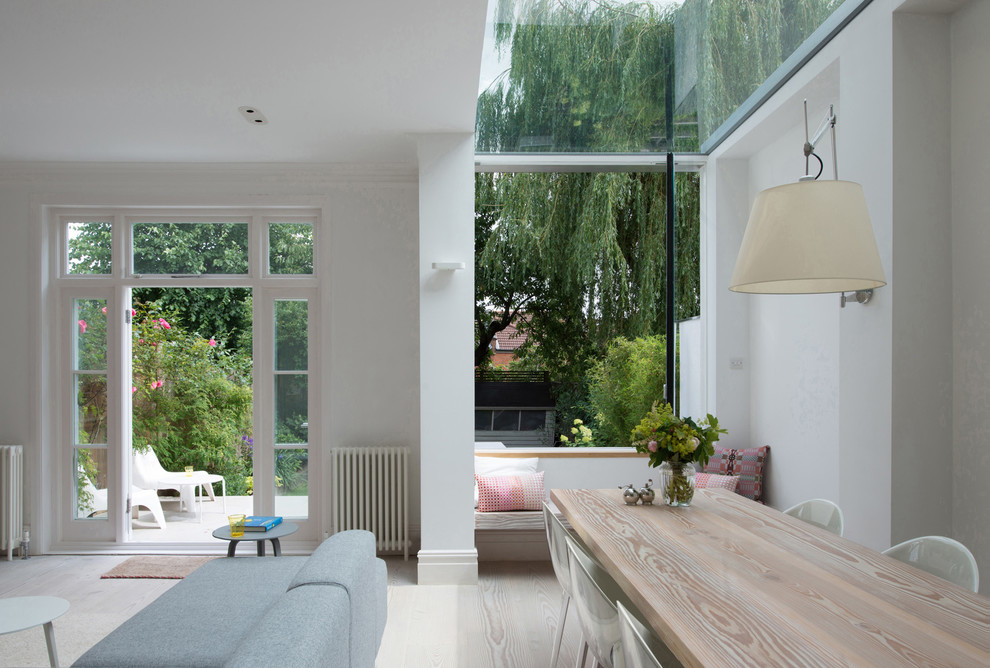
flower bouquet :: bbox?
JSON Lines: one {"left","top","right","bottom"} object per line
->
{"left": 630, "top": 403, "right": 726, "bottom": 506}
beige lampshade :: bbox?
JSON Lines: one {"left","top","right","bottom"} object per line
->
{"left": 729, "top": 180, "right": 886, "bottom": 294}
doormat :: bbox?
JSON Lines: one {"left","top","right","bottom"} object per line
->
{"left": 100, "top": 555, "right": 217, "bottom": 579}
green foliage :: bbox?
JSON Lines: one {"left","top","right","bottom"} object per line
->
{"left": 686, "top": 0, "right": 840, "bottom": 143}
{"left": 268, "top": 223, "right": 314, "bottom": 274}
{"left": 132, "top": 303, "right": 254, "bottom": 495}
{"left": 630, "top": 402, "right": 725, "bottom": 467}
{"left": 132, "top": 222, "right": 248, "bottom": 274}
{"left": 587, "top": 335, "right": 667, "bottom": 447}
{"left": 275, "top": 450, "right": 308, "bottom": 496}
{"left": 559, "top": 418, "right": 595, "bottom": 447}
{"left": 479, "top": 0, "right": 840, "bottom": 153}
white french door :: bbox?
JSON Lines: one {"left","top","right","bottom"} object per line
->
{"left": 53, "top": 208, "right": 321, "bottom": 547}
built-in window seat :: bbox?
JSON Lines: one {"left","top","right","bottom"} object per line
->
{"left": 474, "top": 446, "right": 650, "bottom": 560}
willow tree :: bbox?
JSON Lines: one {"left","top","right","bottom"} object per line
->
{"left": 475, "top": 0, "right": 695, "bottom": 376}
{"left": 474, "top": 0, "right": 840, "bottom": 376}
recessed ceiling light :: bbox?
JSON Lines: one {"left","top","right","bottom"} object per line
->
{"left": 238, "top": 106, "right": 268, "bottom": 125}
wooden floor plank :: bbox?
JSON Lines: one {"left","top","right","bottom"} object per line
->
{"left": 1, "top": 554, "right": 582, "bottom": 668}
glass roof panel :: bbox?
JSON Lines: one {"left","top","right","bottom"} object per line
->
{"left": 476, "top": 0, "right": 847, "bottom": 156}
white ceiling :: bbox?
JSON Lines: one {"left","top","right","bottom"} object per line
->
{"left": 0, "top": 0, "right": 488, "bottom": 164}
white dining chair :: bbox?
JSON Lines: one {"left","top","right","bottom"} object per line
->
{"left": 882, "top": 536, "right": 979, "bottom": 593}
{"left": 616, "top": 601, "right": 681, "bottom": 668}
{"left": 565, "top": 537, "right": 623, "bottom": 668}
{"left": 543, "top": 503, "right": 576, "bottom": 668}
{"left": 783, "top": 498, "right": 844, "bottom": 536}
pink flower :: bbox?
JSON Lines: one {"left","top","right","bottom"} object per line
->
{"left": 150, "top": 379, "right": 164, "bottom": 390}
{"left": 138, "top": 339, "right": 144, "bottom": 344}
{"left": 78, "top": 320, "right": 87, "bottom": 334}
{"left": 208, "top": 338, "right": 217, "bottom": 347}
{"left": 101, "top": 306, "right": 107, "bottom": 314}
{"left": 647, "top": 440, "right": 658, "bottom": 452}
{"left": 131, "top": 386, "right": 137, "bottom": 393}
{"left": 131, "top": 309, "right": 137, "bottom": 316}
{"left": 159, "top": 318, "right": 171, "bottom": 330}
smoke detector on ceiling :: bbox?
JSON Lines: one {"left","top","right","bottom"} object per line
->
{"left": 238, "top": 106, "right": 268, "bottom": 125}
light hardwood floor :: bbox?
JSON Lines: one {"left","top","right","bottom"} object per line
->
{"left": 1, "top": 555, "right": 584, "bottom": 668}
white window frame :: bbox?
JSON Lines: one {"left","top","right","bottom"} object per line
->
{"left": 50, "top": 207, "right": 321, "bottom": 547}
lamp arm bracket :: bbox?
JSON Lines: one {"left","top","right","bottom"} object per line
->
{"left": 840, "top": 288, "right": 874, "bottom": 308}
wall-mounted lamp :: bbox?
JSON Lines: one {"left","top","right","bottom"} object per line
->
{"left": 431, "top": 262, "right": 465, "bottom": 271}
{"left": 729, "top": 101, "right": 886, "bottom": 307}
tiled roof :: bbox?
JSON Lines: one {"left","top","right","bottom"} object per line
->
{"left": 493, "top": 322, "right": 527, "bottom": 351}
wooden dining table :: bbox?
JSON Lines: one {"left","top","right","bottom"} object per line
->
{"left": 550, "top": 487, "right": 990, "bottom": 667}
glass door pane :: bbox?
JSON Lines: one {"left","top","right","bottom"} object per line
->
{"left": 273, "top": 299, "right": 308, "bottom": 518}
{"left": 73, "top": 299, "right": 108, "bottom": 520}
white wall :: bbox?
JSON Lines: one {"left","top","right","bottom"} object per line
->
{"left": 0, "top": 163, "right": 422, "bottom": 551}
{"left": 890, "top": 10, "right": 953, "bottom": 543}
{"left": 710, "top": 0, "right": 990, "bottom": 590}
{"left": 950, "top": 0, "right": 990, "bottom": 596}
{"left": 710, "top": 1, "right": 897, "bottom": 548}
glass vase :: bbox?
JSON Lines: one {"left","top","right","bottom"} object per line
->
{"left": 658, "top": 461, "right": 695, "bottom": 506}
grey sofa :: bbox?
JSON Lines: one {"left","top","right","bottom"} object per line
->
{"left": 73, "top": 530, "right": 387, "bottom": 668}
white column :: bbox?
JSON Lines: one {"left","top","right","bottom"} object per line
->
{"left": 416, "top": 133, "right": 478, "bottom": 585}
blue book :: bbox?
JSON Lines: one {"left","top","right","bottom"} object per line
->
{"left": 242, "top": 516, "right": 283, "bottom": 532}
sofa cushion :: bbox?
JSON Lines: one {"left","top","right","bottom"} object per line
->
{"left": 702, "top": 446, "right": 770, "bottom": 503}
{"left": 225, "top": 585, "right": 350, "bottom": 668}
{"left": 286, "top": 530, "right": 385, "bottom": 668}
{"left": 73, "top": 557, "right": 307, "bottom": 667}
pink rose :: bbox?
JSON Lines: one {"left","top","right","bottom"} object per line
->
{"left": 78, "top": 320, "right": 87, "bottom": 334}
{"left": 208, "top": 338, "right": 217, "bottom": 347}
{"left": 647, "top": 440, "right": 658, "bottom": 452}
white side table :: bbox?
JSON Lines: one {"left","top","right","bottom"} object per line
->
{"left": 0, "top": 596, "right": 69, "bottom": 667}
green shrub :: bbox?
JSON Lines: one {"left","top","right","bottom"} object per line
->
{"left": 587, "top": 335, "right": 666, "bottom": 446}
{"left": 132, "top": 303, "right": 253, "bottom": 495}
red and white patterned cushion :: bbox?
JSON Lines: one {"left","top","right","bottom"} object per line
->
{"left": 475, "top": 471, "right": 546, "bottom": 512}
{"left": 702, "top": 446, "right": 770, "bottom": 503}
{"left": 695, "top": 472, "right": 739, "bottom": 492}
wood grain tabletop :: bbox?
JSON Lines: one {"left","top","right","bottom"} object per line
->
{"left": 550, "top": 487, "right": 990, "bottom": 667}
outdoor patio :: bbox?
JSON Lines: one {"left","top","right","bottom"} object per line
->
{"left": 129, "top": 494, "right": 307, "bottom": 543}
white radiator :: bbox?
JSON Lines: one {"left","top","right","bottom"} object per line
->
{"left": 331, "top": 447, "right": 409, "bottom": 559}
{"left": 0, "top": 445, "right": 24, "bottom": 560}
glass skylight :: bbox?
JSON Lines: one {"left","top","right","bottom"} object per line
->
{"left": 476, "top": 0, "right": 848, "bottom": 155}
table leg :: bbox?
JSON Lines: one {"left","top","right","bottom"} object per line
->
{"left": 257, "top": 540, "right": 265, "bottom": 557}
{"left": 271, "top": 538, "right": 281, "bottom": 557}
{"left": 226, "top": 540, "right": 238, "bottom": 557}
{"left": 43, "top": 621, "right": 59, "bottom": 668}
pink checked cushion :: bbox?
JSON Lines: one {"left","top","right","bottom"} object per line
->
{"left": 475, "top": 471, "right": 546, "bottom": 512}
{"left": 703, "top": 446, "right": 770, "bottom": 503}
{"left": 695, "top": 472, "right": 739, "bottom": 492}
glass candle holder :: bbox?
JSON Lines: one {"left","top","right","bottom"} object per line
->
{"left": 228, "top": 514, "right": 246, "bottom": 537}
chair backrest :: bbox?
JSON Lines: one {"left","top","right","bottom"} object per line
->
{"left": 617, "top": 600, "right": 685, "bottom": 668}
{"left": 783, "top": 498, "right": 844, "bottom": 536}
{"left": 566, "top": 537, "right": 622, "bottom": 668}
{"left": 543, "top": 502, "right": 574, "bottom": 597}
{"left": 882, "top": 536, "right": 979, "bottom": 593}
{"left": 132, "top": 447, "right": 168, "bottom": 489}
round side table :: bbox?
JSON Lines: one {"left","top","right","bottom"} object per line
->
{"left": 0, "top": 596, "right": 69, "bottom": 667}
{"left": 212, "top": 521, "right": 298, "bottom": 556}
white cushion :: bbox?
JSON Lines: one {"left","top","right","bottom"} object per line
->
{"left": 474, "top": 456, "right": 539, "bottom": 507}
